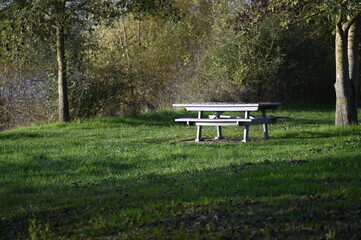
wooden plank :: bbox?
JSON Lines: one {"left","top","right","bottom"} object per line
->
{"left": 175, "top": 118, "right": 253, "bottom": 122}
{"left": 173, "top": 102, "right": 281, "bottom": 107}
{"left": 175, "top": 117, "right": 277, "bottom": 123}
{"left": 184, "top": 106, "right": 259, "bottom": 111}
{"left": 208, "top": 115, "right": 243, "bottom": 119}
{"left": 175, "top": 117, "right": 278, "bottom": 127}
{"left": 172, "top": 102, "right": 281, "bottom": 112}
{"left": 194, "top": 122, "right": 239, "bottom": 126}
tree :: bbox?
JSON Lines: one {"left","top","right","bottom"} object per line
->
{"left": 0, "top": 0, "right": 177, "bottom": 122}
{"left": 335, "top": 12, "right": 360, "bottom": 125}
{"left": 269, "top": 0, "right": 361, "bottom": 125}
{"left": 54, "top": 0, "right": 70, "bottom": 122}
{"left": 0, "top": 0, "right": 94, "bottom": 122}
{"left": 79, "top": 0, "right": 211, "bottom": 115}
{"left": 180, "top": 1, "right": 334, "bottom": 105}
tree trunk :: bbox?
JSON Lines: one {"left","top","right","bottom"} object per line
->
{"left": 335, "top": 21, "right": 352, "bottom": 125}
{"left": 56, "top": 0, "right": 70, "bottom": 122}
{"left": 137, "top": 11, "right": 141, "bottom": 46}
{"left": 137, "top": 18, "right": 141, "bottom": 46}
{"left": 348, "top": 15, "right": 361, "bottom": 124}
{"left": 121, "top": 16, "right": 131, "bottom": 72}
{"left": 334, "top": 15, "right": 360, "bottom": 126}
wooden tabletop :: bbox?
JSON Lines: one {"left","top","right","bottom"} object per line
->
{"left": 172, "top": 102, "right": 281, "bottom": 111}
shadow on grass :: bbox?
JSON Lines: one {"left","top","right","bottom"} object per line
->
{"left": 0, "top": 131, "right": 54, "bottom": 140}
{"left": 1, "top": 153, "right": 361, "bottom": 239}
{"left": 282, "top": 118, "right": 334, "bottom": 126}
{"left": 84, "top": 110, "right": 196, "bottom": 128}
{"left": 277, "top": 126, "right": 361, "bottom": 141}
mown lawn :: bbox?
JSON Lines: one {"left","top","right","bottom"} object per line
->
{"left": 1, "top": 105, "right": 361, "bottom": 239}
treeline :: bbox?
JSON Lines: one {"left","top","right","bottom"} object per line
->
{"left": 0, "top": 0, "right": 345, "bottom": 129}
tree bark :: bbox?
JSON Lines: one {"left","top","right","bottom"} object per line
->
{"left": 120, "top": 16, "right": 131, "bottom": 72}
{"left": 334, "top": 14, "right": 360, "bottom": 126}
{"left": 137, "top": 11, "right": 142, "bottom": 46}
{"left": 348, "top": 15, "right": 361, "bottom": 124}
{"left": 56, "top": 0, "right": 70, "bottom": 122}
{"left": 335, "top": 20, "right": 352, "bottom": 125}
{"left": 137, "top": 18, "right": 141, "bottom": 46}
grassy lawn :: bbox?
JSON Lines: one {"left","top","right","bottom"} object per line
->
{"left": 1, "top": 105, "right": 361, "bottom": 239}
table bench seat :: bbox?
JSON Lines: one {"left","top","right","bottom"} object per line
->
{"left": 175, "top": 117, "right": 278, "bottom": 126}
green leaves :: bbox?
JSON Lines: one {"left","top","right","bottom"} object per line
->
{"left": 269, "top": 0, "right": 361, "bottom": 25}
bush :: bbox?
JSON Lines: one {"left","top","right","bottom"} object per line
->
{"left": 182, "top": 13, "right": 335, "bottom": 104}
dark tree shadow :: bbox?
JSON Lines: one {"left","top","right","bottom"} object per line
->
{"left": 1, "top": 153, "right": 361, "bottom": 239}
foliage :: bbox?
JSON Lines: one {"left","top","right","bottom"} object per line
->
{"left": 0, "top": 0, "right": 116, "bottom": 123}
{"left": 268, "top": 0, "right": 361, "bottom": 20}
{"left": 79, "top": 0, "right": 213, "bottom": 115}
{"left": 183, "top": 9, "right": 335, "bottom": 103}
{"left": 268, "top": 0, "right": 361, "bottom": 126}
{"left": 0, "top": 0, "right": 353, "bottom": 129}
{"left": 0, "top": 31, "right": 57, "bottom": 129}
{"left": 0, "top": 106, "right": 361, "bottom": 239}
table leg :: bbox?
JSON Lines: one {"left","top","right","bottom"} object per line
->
{"left": 262, "top": 110, "right": 269, "bottom": 140}
{"left": 195, "top": 111, "right": 204, "bottom": 142}
{"left": 215, "top": 126, "right": 223, "bottom": 140}
{"left": 215, "top": 111, "right": 224, "bottom": 118}
{"left": 242, "top": 126, "right": 250, "bottom": 142}
{"left": 244, "top": 111, "right": 249, "bottom": 119}
{"left": 241, "top": 111, "right": 250, "bottom": 142}
{"left": 196, "top": 126, "right": 203, "bottom": 142}
{"left": 213, "top": 111, "right": 224, "bottom": 140}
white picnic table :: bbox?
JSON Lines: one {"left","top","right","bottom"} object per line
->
{"left": 173, "top": 102, "right": 283, "bottom": 142}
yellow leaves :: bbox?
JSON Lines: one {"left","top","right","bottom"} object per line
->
{"left": 280, "top": 19, "right": 292, "bottom": 28}
{"left": 182, "top": 55, "right": 190, "bottom": 66}
{"left": 325, "top": 229, "right": 337, "bottom": 240}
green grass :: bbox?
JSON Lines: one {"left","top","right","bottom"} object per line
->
{"left": 1, "top": 105, "right": 361, "bottom": 239}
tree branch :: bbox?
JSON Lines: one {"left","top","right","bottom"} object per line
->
{"left": 344, "top": 13, "right": 361, "bottom": 33}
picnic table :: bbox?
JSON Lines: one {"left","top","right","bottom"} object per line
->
{"left": 173, "top": 102, "right": 283, "bottom": 142}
